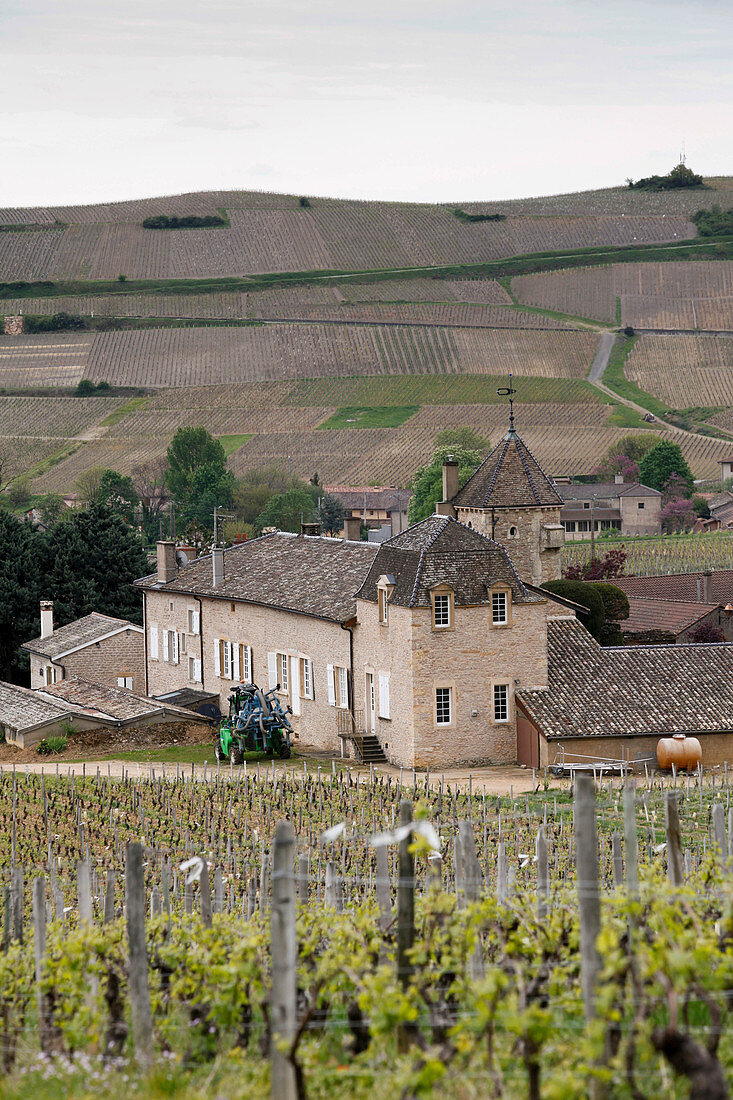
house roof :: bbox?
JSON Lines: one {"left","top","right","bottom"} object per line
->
{"left": 610, "top": 570, "right": 733, "bottom": 605}
{"left": 135, "top": 532, "right": 378, "bottom": 623}
{"left": 38, "top": 677, "right": 201, "bottom": 723}
{"left": 518, "top": 617, "right": 733, "bottom": 740}
{"left": 623, "top": 597, "right": 722, "bottom": 636}
{"left": 0, "top": 681, "right": 68, "bottom": 734}
{"left": 355, "top": 513, "right": 541, "bottom": 608}
{"left": 22, "top": 612, "right": 142, "bottom": 660}
{"left": 452, "top": 429, "right": 564, "bottom": 509}
{"left": 556, "top": 481, "right": 661, "bottom": 501}
{"left": 324, "top": 486, "right": 412, "bottom": 511}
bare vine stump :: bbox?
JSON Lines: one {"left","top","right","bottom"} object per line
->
{"left": 125, "top": 842, "right": 153, "bottom": 1072}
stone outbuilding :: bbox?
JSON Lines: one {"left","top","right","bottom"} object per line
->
{"left": 22, "top": 603, "right": 144, "bottom": 692}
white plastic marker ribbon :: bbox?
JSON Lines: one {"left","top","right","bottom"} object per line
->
{"left": 369, "top": 820, "right": 441, "bottom": 852}
{"left": 320, "top": 822, "right": 346, "bottom": 843}
{"left": 179, "top": 856, "right": 205, "bottom": 884}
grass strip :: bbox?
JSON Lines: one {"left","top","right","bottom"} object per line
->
{"left": 316, "top": 406, "right": 419, "bottom": 430}
{"left": 218, "top": 432, "right": 253, "bottom": 455}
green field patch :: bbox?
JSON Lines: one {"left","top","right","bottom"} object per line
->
{"left": 218, "top": 432, "right": 253, "bottom": 456}
{"left": 317, "top": 406, "right": 418, "bottom": 430}
{"left": 604, "top": 401, "right": 658, "bottom": 429}
{"left": 288, "top": 374, "right": 601, "bottom": 407}
{"left": 100, "top": 395, "right": 149, "bottom": 427}
{"left": 73, "top": 743, "right": 275, "bottom": 766}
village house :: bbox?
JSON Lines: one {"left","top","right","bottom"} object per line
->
{"left": 556, "top": 476, "right": 662, "bottom": 540}
{"left": 22, "top": 603, "right": 145, "bottom": 692}
{"left": 324, "top": 485, "right": 411, "bottom": 539}
{"left": 133, "top": 426, "right": 733, "bottom": 770}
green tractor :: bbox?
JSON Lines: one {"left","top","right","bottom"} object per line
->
{"left": 215, "top": 682, "right": 293, "bottom": 763}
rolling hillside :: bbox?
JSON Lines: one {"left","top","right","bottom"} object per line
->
{"left": 2, "top": 179, "right": 733, "bottom": 495}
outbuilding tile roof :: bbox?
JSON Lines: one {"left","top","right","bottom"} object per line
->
{"left": 518, "top": 618, "right": 733, "bottom": 739}
{"left": 22, "top": 612, "right": 141, "bottom": 660}
{"left": 623, "top": 597, "right": 722, "bottom": 636}
{"left": 556, "top": 481, "right": 661, "bottom": 501}
{"left": 135, "top": 533, "right": 378, "bottom": 622}
{"left": 0, "top": 681, "right": 68, "bottom": 733}
{"left": 356, "top": 514, "right": 541, "bottom": 608}
{"left": 452, "top": 430, "right": 564, "bottom": 509}
{"left": 39, "top": 678, "right": 199, "bottom": 722}
{"left": 610, "top": 571, "right": 733, "bottom": 605}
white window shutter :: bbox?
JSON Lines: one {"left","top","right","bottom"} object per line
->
{"left": 162, "top": 630, "right": 169, "bottom": 662}
{"left": 268, "top": 652, "right": 278, "bottom": 690}
{"left": 172, "top": 632, "right": 179, "bottom": 665}
{"left": 149, "top": 625, "right": 158, "bottom": 659}
{"left": 214, "top": 638, "right": 221, "bottom": 677}
{"left": 243, "top": 645, "right": 252, "bottom": 682}
{"left": 305, "top": 658, "right": 314, "bottom": 699}
{"left": 232, "top": 642, "right": 240, "bottom": 681}
{"left": 290, "top": 659, "right": 301, "bottom": 716}
{"left": 327, "top": 664, "right": 336, "bottom": 706}
{"left": 193, "top": 658, "right": 202, "bottom": 682}
{"left": 379, "top": 673, "right": 390, "bottom": 719}
{"left": 192, "top": 609, "right": 200, "bottom": 633}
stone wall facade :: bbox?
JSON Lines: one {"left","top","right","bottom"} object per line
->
{"left": 354, "top": 594, "right": 550, "bottom": 768}
{"left": 3, "top": 316, "right": 23, "bottom": 336}
{"left": 454, "top": 505, "right": 563, "bottom": 585}
{"left": 145, "top": 590, "right": 351, "bottom": 752}
{"left": 29, "top": 628, "right": 144, "bottom": 692}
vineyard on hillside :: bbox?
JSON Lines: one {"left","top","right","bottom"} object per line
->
{"left": 512, "top": 261, "right": 733, "bottom": 329}
{"left": 0, "top": 765, "right": 731, "bottom": 1099}
{"left": 473, "top": 175, "right": 733, "bottom": 215}
{"left": 624, "top": 333, "right": 733, "bottom": 406}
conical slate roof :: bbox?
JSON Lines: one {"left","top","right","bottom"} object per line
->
{"left": 452, "top": 429, "right": 563, "bottom": 509}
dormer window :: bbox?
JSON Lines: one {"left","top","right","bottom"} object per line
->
{"left": 431, "top": 585, "right": 454, "bottom": 630}
{"left": 377, "top": 574, "right": 395, "bottom": 626}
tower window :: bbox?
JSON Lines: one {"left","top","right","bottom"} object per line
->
{"left": 508, "top": 526, "right": 518, "bottom": 538}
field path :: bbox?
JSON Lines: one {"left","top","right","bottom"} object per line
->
{"left": 588, "top": 331, "right": 618, "bottom": 382}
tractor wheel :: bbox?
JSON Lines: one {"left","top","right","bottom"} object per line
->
{"left": 214, "top": 743, "right": 223, "bottom": 763}
{"left": 279, "top": 742, "right": 291, "bottom": 760}
{"left": 231, "top": 745, "right": 243, "bottom": 765}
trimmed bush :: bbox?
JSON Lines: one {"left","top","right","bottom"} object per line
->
{"left": 142, "top": 215, "right": 226, "bottom": 229}
{"left": 541, "top": 579, "right": 605, "bottom": 641}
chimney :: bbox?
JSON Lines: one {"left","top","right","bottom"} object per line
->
{"left": 614, "top": 473, "right": 624, "bottom": 484}
{"left": 702, "top": 571, "right": 712, "bottom": 604}
{"left": 442, "top": 457, "right": 459, "bottom": 502}
{"left": 212, "top": 546, "right": 225, "bottom": 587}
{"left": 301, "top": 521, "right": 321, "bottom": 536}
{"left": 343, "top": 516, "right": 362, "bottom": 541}
{"left": 40, "top": 600, "right": 54, "bottom": 639}
{"left": 156, "top": 541, "right": 177, "bottom": 584}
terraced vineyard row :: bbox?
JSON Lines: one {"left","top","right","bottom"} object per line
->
{"left": 247, "top": 300, "right": 577, "bottom": 329}
{"left": 625, "top": 333, "right": 733, "bottom": 406}
{"left": 513, "top": 261, "right": 733, "bottom": 329}
{"left": 0, "top": 394, "right": 124, "bottom": 437}
{"left": 103, "top": 404, "right": 335, "bottom": 439}
{"left": 474, "top": 176, "right": 733, "bottom": 215}
{"left": 0, "top": 292, "right": 250, "bottom": 319}
{"left": 0, "top": 326, "right": 597, "bottom": 390}
{"left": 0, "top": 208, "right": 694, "bottom": 280}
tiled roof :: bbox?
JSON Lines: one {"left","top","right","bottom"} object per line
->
{"left": 39, "top": 678, "right": 199, "bottom": 722}
{"left": 0, "top": 681, "right": 68, "bottom": 733}
{"left": 135, "top": 533, "right": 378, "bottom": 622}
{"left": 556, "top": 481, "right": 661, "bottom": 501}
{"left": 624, "top": 597, "right": 722, "bottom": 636}
{"left": 324, "top": 486, "right": 412, "bottom": 511}
{"left": 518, "top": 618, "right": 733, "bottom": 739}
{"left": 22, "top": 612, "right": 141, "bottom": 660}
{"left": 611, "top": 571, "right": 733, "bottom": 605}
{"left": 452, "top": 430, "right": 564, "bottom": 509}
{"left": 355, "top": 514, "right": 541, "bottom": 608}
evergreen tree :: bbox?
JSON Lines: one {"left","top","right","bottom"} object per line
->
{"left": 0, "top": 513, "right": 43, "bottom": 681}
{"left": 408, "top": 444, "right": 483, "bottom": 524}
{"left": 639, "top": 441, "right": 694, "bottom": 495}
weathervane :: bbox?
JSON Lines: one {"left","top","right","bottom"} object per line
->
{"left": 497, "top": 373, "right": 517, "bottom": 432}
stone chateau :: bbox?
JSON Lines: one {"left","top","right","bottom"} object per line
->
{"left": 135, "top": 425, "right": 733, "bottom": 769}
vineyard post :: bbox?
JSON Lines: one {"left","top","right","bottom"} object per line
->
{"left": 77, "top": 861, "right": 93, "bottom": 925}
{"left": 611, "top": 833, "right": 623, "bottom": 889}
{"left": 574, "top": 774, "right": 601, "bottom": 1025}
{"left": 214, "top": 866, "right": 224, "bottom": 914}
{"left": 270, "top": 820, "right": 297, "bottom": 1100}
{"left": 200, "top": 859, "right": 213, "bottom": 928}
{"left": 459, "top": 821, "right": 485, "bottom": 980}
{"left": 623, "top": 781, "right": 639, "bottom": 899}
{"left": 10, "top": 868, "right": 23, "bottom": 944}
{"left": 297, "top": 853, "right": 309, "bottom": 905}
{"left": 104, "top": 871, "right": 116, "bottom": 923}
{"left": 665, "top": 791, "right": 684, "bottom": 886}
{"left": 32, "top": 876, "right": 56, "bottom": 1053}
{"left": 497, "top": 841, "right": 508, "bottom": 903}
{"left": 397, "top": 799, "right": 414, "bottom": 1054}
{"left": 125, "top": 842, "right": 153, "bottom": 1072}
{"left": 728, "top": 809, "right": 733, "bottom": 862}
{"left": 2, "top": 886, "right": 9, "bottom": 949}
{"left": 375, "top": 845, "right": 391, "bottom": 930}
{"left": 536, "top": 826, "right": 548, "bottom": 920}
{"left": 711, "top": 804, "right": 726, "bottom": 866}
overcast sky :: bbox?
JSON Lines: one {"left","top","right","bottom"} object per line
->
{"left": 1, "top": 0, "right": 731, "bottom": 206}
